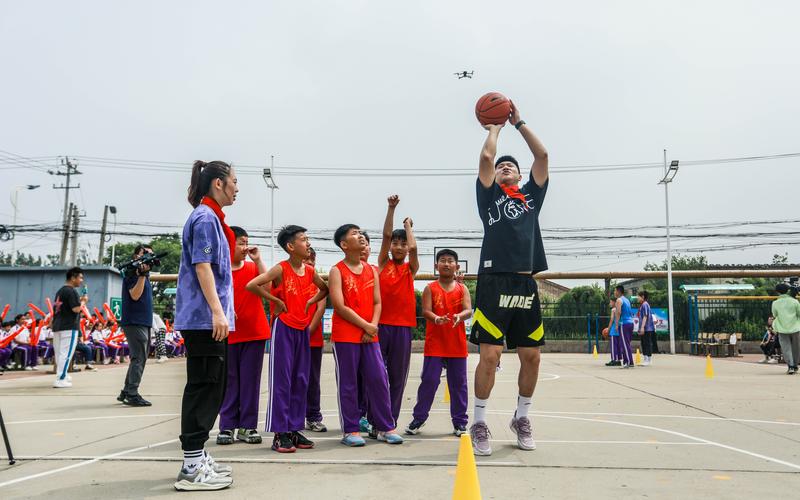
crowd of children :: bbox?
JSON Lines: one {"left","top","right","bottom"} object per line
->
{"left": 202, "top": 195, "right": 472, "bottom": 457}
{"left": 0, "top": 304, "right": 184, "bottom": 377}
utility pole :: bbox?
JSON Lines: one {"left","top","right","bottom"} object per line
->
{"left": 51, "top": 157, "right": 82, "bottom": 265}
{"left": 69, "top": 203, "right": 80, "bottom": 266}
{"left": 98, "top": 205, "right": 110, "bottom": 264}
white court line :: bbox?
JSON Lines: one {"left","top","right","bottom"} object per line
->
{"left": 7, "top": 414, "right": 180, "bottom": 425}
{"left": 5, "top": 407, "right": 799, "bottom": 428}
{"left": 307, "top": 436, "right": 707, "bottom": 445}
{"left": 0, "top": 455, "right": 521, "bottom": 467}
{"left": 536, "top": 414, "right": 800, "bottom": 472}
{"left": 523, "top": 410, "right": 800, "bottom": 427}
{"left": 0, "top": 438, "right": 179, "bottom": 489}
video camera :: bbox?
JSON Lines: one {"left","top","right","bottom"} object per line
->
{"left": 117, "top": 251, "right": 167, "bottom": 276}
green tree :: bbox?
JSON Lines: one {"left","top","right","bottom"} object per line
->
{"left": 643, "top": 254, "right": 710, "bottom": 291}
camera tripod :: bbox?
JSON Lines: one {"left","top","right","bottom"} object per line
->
{"left": 0, "top": 407, "right": 15, "bottom": 465}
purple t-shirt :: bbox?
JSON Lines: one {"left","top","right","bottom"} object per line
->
{"left": 174, "top": 205, "right": 235, "bottom": 332}
{"left": 638, "top": 302, "right": 655, "bottom": 331}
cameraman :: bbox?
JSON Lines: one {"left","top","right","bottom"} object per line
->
{"left": 117, "top": 244, "right": 155, "bottom": 406}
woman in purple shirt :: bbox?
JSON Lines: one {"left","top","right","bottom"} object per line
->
{"left": 173, "top": 160, "right": 238, "bottom": 491}
{"left": 637, "top": 290, "right": 657, "bottom": 366}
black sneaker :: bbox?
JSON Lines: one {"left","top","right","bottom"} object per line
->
{"left": 272, "top": 433, "right": 296, "bottom": 453}
{"left": 453, "top": 424, "right": 467, "bottom": 437}
{"left": 291, "top": 431, "right": 315, "bottom": 449}
{"left": 605, "top": 360, "right": 621, "bottom": 367}
{"left": 368, "top": 427, "right": 378, "bottom": 440}
{"left": 116, "top": 390, "right": 128, "bottom": 402}
{"left": 216, "top": 430, "right": 234, "bottom": 445}
{"left": 404, "top": 419, "right": 426, "bottom": 435}
{"left": 123, "top": 395, "right": 152, "bottom": 407}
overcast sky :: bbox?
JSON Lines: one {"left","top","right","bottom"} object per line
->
{"left": 1, "top": 0, "right": 798, "bottom": 284}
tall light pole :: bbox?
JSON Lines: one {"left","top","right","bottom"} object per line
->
{"left": 659, "top": 150, "right": 680, "bottom": 354}
{"left": 9, "top": 184, "right": 40, "bottom": 265}
{"left": 263, "top": 157, "right": 279, "bottom": 267}
{"left": 109, "top": 206, "right": 119, "bottom": 267}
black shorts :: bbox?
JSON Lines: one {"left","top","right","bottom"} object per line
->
{"left": 470, "top": 273, "right": 545, "bottom": 349}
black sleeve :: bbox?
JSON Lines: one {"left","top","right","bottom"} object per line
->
{"left": 475, "top": 177, "right": 496, "bottom": 210}
{"left": 522, "top": 173, "right": 548, "bottom": 209}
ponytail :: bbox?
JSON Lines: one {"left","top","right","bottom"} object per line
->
{"left": 187, "top": 160, "right": 232, "bottom": 207}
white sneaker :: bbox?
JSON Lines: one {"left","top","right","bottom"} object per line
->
{"left": 156, "top": 356, "right": 168, "bottom": 364}
{"left": 202, "top": 452, "right": 232, "bottom": 476}
{"left": 24, "top": 366, "right": 33, "bottom": 371}
{"left": 174, "top": 465, "right": 232, "bottom": 491}
{"left": 53, "top": 379, "right": 72, "bottom": 388}
{"left": 641, "top": 356, "right": 651, "bottom": 366}
{"left": 767, "top": 358, "right": 779, "bottom": 364}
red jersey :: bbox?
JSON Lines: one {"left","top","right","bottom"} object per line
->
{"left": 270, "top": 260, "right": 317, "bottom": 331}
{"left": 332, "top": 260, "right": 377, "bottom": 344}
{"left": 230, "top": 261, "right": 269, "bottom": 344}
{"left": 379, "top": 260, "right": 416, "bottom": 327}
{"left": 424, "top": 281, "right": 468, "bottom": 358}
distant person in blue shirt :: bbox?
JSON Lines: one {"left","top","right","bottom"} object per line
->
{"left": 118, "top": 244, "right": 154, "bottom": 407}
{"left": 614, "top": 285, "right": 635, "bottom": 368}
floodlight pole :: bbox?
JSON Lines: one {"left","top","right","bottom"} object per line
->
{"left": 263, "top": 156, "right": 278, "bottom": 267}
{"left": 662, "top": 149, "right": 676, "bottom": 355}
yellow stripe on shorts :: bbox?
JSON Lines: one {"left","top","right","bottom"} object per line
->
{"left": 473, "top": 308, "right": 504, "bottom": 339}
{"left": 528, "top": 323, "right": 544, "bottom": 341}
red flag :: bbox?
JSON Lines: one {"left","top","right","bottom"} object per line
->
{"left": 0, "top": 304, "right": 9, "bottom": 321}
{"left": 45, "top": 297, "right": 54, "bottom": 316}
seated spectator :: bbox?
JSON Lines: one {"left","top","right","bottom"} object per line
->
{"left": 759, "top": 316, "right": 779, "bottom": 364}
{"left": 11, "top": 314, "right": 39, "bottom": 371}
{"left": 0, "top": 321, "right": 14, "bottom": 372}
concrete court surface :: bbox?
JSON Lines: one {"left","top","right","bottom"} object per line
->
{"left": 0, "top": 352, "right": 798, "bottom": 499}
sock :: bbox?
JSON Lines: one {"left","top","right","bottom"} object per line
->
{"left": 516, "top": 395, "right": 532, "bottom": 419}
{"left": 474, "top": 397, "right": 488, "bottom": 423}
{"left": 183, "top": 450, "right": 204, "bottom": 471}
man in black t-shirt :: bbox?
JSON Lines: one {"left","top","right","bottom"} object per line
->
{"left": 470, "top": 101, "right": 549, "bottom": 456}
{"left": 52, "top": 267, "right": 88, "bottom": 388}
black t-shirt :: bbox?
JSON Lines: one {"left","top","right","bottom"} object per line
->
{"left": 476, "top": 174, "right": 548, "bottom": 274}
{"left": 52, "top": 285, "right": 81, "bottom": 332}
{"left": 121, "top": 273, "right": 153, "bottom": 327}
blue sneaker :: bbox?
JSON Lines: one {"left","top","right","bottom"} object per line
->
{"left": 377, "top": 431, "right": 404, "bottom": 444}
{"left": 358, "top": 417, "right": 370, "bottom": 433}
{"left": 341, "top": 433, "right": 366, "bottom": 447}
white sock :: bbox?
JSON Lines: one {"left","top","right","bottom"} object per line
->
{"left": 183, "top": 450, "right": 204, "bottom": 471}
{"left": 474, "top": 397, "right": 488, "bottom": 423}
{"left": 516, "top": 395, "right": 532, "bottom": 419}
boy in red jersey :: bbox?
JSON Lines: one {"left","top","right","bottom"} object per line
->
{"left": 217, "top": 226, "right": 269, "bottom": 446}
{"left": 375, "top": 195, "right": 419, "bottom": 429}
{"left": 303, "top": 247, "right": 328, "bottom": 432}
{"left": 246, "top": 225, "right": 328, "bottom": 453}
{"left": 329, "top": 224, "right": 404, "bottom": 446}
{"left": 405, "top": 249, "right": 471, "bottom": 436}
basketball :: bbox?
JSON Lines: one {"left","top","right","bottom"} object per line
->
{"left": 602, "top": 327, "right": 609, "bottom": 339}
{"left": 475, "top": 92, "right": 512, "bottom": 126}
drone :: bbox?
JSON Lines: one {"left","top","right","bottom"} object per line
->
{"left": 454, "top": 71, "right": 474, "bottom": 79}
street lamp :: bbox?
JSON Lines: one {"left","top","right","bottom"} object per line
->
{"left": 263, "top": 157, "right": 279, "bottom": 267}
{"left": 9, "top": 184, "right": 40, "bottom": 265}
{"left": 109, "top": 206, "right": 118, "bottom": 267}
{"left": 658, "top": 152, "right": 679, "bottom": 354}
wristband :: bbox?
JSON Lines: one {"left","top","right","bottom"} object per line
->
{"left": 514, "top": 120, "right": 526, "bottom": 130}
